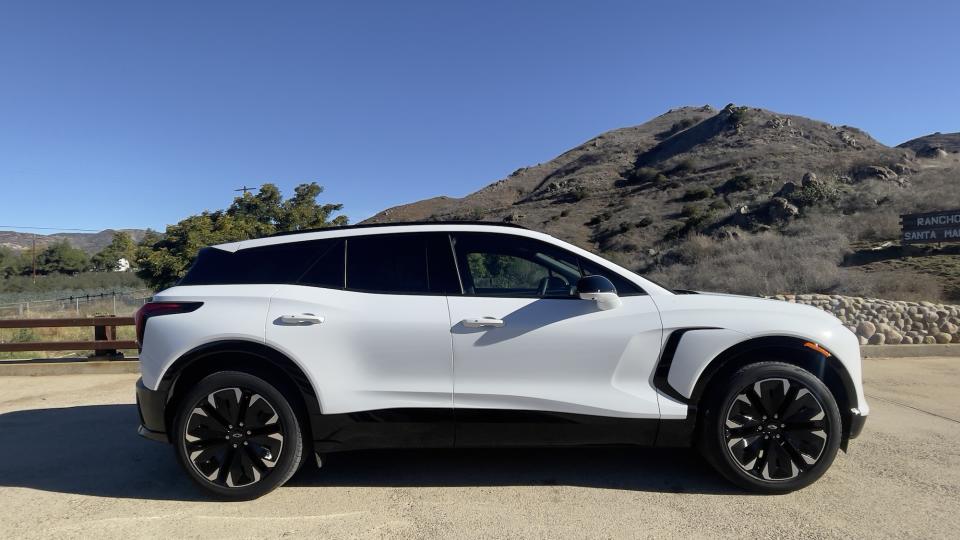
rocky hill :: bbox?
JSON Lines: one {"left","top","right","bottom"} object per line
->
{"left": 367, "top": 104, "right": 960, "bottom": 301}
{"left": 898, "top": 132, "right": 960, "bottom": 156}
{"left": 0, "top": 229, "right": 147, "bottom": 255}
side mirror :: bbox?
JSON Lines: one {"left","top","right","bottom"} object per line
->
{"left": 576, "top": 275, "right": 622, "bottom": 311}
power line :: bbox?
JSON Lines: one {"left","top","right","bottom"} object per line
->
{"left": 0, "top": 225, "right": 118, "bottom": 232}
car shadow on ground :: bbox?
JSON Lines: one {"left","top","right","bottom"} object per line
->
{"left": 0, "top": 404, "right": 742, "bottom": 500}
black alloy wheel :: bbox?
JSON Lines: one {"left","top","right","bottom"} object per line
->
{"left": 724, "top": 377, "right": 828, "bottom": 481}
{"left": 173, "top": 371, "right": 304, "bottom": 499}
{"left": 699, "top": 362, "right": 842, "bottom": 493}
{"left": 183, "top": 387, "right": 285, "bottom": 488}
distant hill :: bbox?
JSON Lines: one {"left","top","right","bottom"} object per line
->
{"left": 0, "top": 229, "right": 147, "bottom": 255}
{"left": 367, "top": 104, "right": 960, "bottom": 301}
{"left": 898, "top": 132, "right": 960, "bottom": 155}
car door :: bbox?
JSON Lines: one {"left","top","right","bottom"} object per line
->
{"left": 446, "top": 232, "right": 664, "bottom": 446}
{"left": 265, "top": 232, "right": 460, "bottom": 449}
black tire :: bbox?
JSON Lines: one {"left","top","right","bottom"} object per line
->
{"left": 698, "top": 362, "right": 841, "bottom": 493}
{"left": 172, "top": 371, "right": 304, "bottom": 500}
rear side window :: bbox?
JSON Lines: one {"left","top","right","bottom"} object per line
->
{"left": 179, "top": 240, "right": 336, "bottom": 286}
{"left": 346, "top": 234, "right": 429, "bottom": 294}
{"left": 341, "top": 233, "right": 460, "bottom": 295}
{"left": 298, "top": 240, "right": 345, "bottom": 289}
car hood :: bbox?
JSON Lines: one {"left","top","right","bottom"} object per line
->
{"left": 654, "top": 289, "right": 846, "bottom": 332}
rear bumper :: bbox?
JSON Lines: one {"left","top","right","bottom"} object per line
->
{"left": 136, "top": 377, "right": 169, "bottom": 443}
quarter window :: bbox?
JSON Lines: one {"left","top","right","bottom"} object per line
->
{"left": 179, "top": 240, "right": 337, "bottom": 286}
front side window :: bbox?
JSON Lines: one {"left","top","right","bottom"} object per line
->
{"left": 451, "top": 233, "right": 581, "bottom": 298}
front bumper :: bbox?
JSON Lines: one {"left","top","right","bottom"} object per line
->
{"left": 848, "top": 408, "right": 868, "bottom": 440}
{"left": 136, "top": 377, "right": 169, "bottom": 443}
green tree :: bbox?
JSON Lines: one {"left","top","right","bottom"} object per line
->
{"left": 36, "top": 240, "right": 90, "bottom": 275}
{"left": 91, "top": 231, "right": 137, "bottom": 271}
{"left": 136, "top": 182, "right": 347, "bottom": 290}
{"left": 0, "top": 246, "right": 24, "bottom": 278}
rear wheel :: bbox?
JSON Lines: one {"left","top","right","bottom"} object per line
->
{"left": 172, "top": 371, "right": 304, "bottom": 500}
{"left": 699, "top": 362, "right": 841, "bottom": 493}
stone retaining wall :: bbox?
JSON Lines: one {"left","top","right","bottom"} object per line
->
{"left": 767, "top": 294, "right": 960, "bottom": 345}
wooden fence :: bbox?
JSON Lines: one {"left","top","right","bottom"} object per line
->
{"left": 0, "top": 316, "right": 136, "bottom": 357}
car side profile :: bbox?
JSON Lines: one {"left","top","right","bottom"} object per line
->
{"left": 135, "top": 222, "right": 868, "bottom": 499}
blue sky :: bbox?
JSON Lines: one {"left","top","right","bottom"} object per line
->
{"left": 1, "top": 1, "right": 958, "bottom": 233}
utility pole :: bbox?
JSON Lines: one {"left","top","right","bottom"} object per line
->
{"left": 31, "top": 235, "right": 36, "bottom": 284}
{"left": 235, "top": 185, "right": 256, "bottom": 195}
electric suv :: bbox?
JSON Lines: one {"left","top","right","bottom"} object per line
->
{"left": 135, "top": 222, "right": 868, "bottom": 499}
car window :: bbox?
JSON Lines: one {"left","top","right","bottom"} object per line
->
{"left": 180, "top": 240, "right": 336, "bottom": 286}
{"left": 345, "top": 234, "right": 428, "bottom": 294}
{"left": 578, "top": 257, "right": 646, "bottom": 296}
{"left": 298, "top": 239, "right": 345, "bottom": 289}
{"left": 451, "top": 233, "right": 581, "bottom": 298}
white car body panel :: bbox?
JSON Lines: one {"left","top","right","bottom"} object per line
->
{"left": 139, "top": 285, "right": 278, "bottom": 390}
{"left": 447, "top": 295, "right": 663, "bottom": 418}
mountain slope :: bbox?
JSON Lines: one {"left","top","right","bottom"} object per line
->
{"left": 367, "top": 105, "right": 960, "bottom": 301}
{"left": 0, "top": 229, "right": 147, "bottom": 255}
{"left": 898, "top": 132, "right": 960, "bottom": 155}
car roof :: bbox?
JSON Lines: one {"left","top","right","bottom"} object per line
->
{"left": 214, "top": 222, "right": 537, "bottom": 252}
{"left": 268, "top": 221, "right": 528, "bottom": 237}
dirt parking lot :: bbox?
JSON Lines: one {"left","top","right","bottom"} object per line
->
{"left": 1, "top": 357, "right": 958, "bottom": 539}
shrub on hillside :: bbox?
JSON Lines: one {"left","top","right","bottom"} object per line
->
{"left": 623, "top": 167, "right": 666, "bottom": 185}
{"left": 836, "top": 269, "right": 942, "bottom": 303}
{"left": 647, "top": 228, "right": 850, "bottom": 296}
{"left": 570, "top": 186, "right": 589, "bottom": 201}
{"left": 720, "top": 174, "right": 756, "bottom": 193}
{"left": 668, "top": 158, "right": 697, "bottom": 176}
{"left": 682, "top": 186, "right": 714, "bottom": 201}
{"left": 655, "top": 118, "right": 697, "bottom": 140}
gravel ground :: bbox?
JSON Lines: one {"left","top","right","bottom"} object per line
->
{"left": 0, "top": 357, "right": 958, "bottom": 539}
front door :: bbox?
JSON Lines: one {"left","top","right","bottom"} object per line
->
{"left": 445, "top": 232, "right": 663, "bottom": 446}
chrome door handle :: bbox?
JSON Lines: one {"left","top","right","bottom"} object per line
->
{"left": 277, "top": 314, "right": 325, "bottom": 325}
{"left": 461, "top": 317, "right": 504, "bottom": 328}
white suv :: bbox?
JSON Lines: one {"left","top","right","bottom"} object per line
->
{"left": 135, "top": 222, "right": 868, "bottom": 499}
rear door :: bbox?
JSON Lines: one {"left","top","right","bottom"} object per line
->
{"left": 265, "top": 232, "right": 460, "bottom": 449}
{"left": 445, "top": 232, "right": 663, "bottom": 446}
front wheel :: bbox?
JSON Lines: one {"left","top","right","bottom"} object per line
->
{"left": 172, "top": 371, "right": 304, "bottom": 500}
{"left": 698, "top": 362, "right": 842, "bottom": 493}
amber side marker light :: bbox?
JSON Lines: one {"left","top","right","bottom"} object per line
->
{"left": 803, "top": 341, "right": 832, "bottom": 357}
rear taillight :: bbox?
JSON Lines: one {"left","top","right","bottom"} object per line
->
{"left": 135, "top": 302, "right": 203, "bottom": 348}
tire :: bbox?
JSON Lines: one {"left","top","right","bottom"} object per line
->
{"left": 172, "top": 370, "right": 305, "bottom": 500}
{"left": 698, "top": 362, "right": 842, "bottom": 493}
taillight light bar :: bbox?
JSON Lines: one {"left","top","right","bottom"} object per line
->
{"left": 134, "top": 302, "right": 203, "bottom": 349}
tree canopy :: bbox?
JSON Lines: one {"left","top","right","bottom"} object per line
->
{"left": 135, "top": 183, "right": 347, "bottom": 290}
{"left": 36, "top": 240, "right": 90, "bottom": 275}
{"left": 91, "top": 231, "right": 136, "bottom": 271}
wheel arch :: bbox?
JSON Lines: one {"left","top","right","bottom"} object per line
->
{"left": 656, "top": 333, "right": 858, "bottom": 449}
{"left": 158, "top": 340, "right": 322, "bottom": 439}
{"left": 691, "top": 335, "right": 858, "bottom": 447}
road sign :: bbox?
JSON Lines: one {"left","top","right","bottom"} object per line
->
{"left": 900, "top": 209, "right": 960, "bottom": 244}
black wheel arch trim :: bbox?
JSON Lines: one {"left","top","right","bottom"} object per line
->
{"left": 157, "top": 340, "right": 323, "bottom": 438}
{"left": 652, "top": 327, "right": 721, "bottom": 405}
